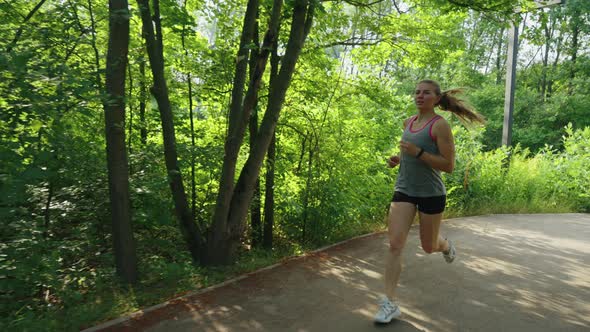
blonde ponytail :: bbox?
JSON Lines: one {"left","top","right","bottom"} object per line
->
{"left": 419, "top": 80, "right": 486, "bottom": 125}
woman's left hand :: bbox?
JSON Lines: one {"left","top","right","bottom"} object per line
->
{"left": 400, "top": 140, "right": 420, "bottom": 157}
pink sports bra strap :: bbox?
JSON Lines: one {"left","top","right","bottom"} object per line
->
{"left": 408, "top": 115, "right": 441, "bottom": 133}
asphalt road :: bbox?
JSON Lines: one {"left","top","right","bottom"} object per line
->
{"left": 85, "top": 214, "right": 590, "bottom": 332}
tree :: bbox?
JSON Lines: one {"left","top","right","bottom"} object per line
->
{"left": 564, "top": 0, "right": 590, "bottom": 95}
{"left": 104, "top": 0, "right": 138, "bottom": 283}
{"left": 206, "top": 0, "right": 315, "bottom": 264}
{"left": 263, "top": 25, "right": 281, "bottom": 250}
{"left": 136, "top": 0, "right": 205, "bottom": 259}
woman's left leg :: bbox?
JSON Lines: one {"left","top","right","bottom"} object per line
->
{"left": 418, "top": 212, "right": 450, "bottom": 254}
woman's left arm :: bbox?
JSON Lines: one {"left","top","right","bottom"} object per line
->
{"left": 421, "top": 119, "right": 455, "bottom": 173}
{"left": 400, "top": 119, "right": 455, "bottom": 173}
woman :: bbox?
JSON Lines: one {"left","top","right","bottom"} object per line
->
{"left": 374, "top": 80, "right": 485, "bottom": 324}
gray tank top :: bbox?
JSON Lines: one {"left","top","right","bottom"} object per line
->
{"left": 394, "top": 115, "right": 446, "bottom": 197}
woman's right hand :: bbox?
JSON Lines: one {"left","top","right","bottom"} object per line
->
{"left": 387, "top": 155, "right": 400, "bottom": 168}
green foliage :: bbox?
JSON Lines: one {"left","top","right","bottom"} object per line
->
{"left": 2, "top": 0, "right": 590, "bottom": 330}
{"left": 444, "top": 125, "right": 590, "bottom": 217}
{"left": 1, "top": 225, "right": 301, "bottom": 331}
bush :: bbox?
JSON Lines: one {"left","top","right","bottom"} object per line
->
{"left": 444, "top": 125, "right": 589, "bottom": 216}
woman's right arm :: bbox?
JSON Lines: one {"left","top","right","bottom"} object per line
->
{"left": 387, "top": 117, "right": 410, "bottom": 168}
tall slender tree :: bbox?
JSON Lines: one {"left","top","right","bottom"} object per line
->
{"left": 136, "top": 0, "right": 205, "bottom": 259}
{"left": 104, "top": 0, "right": 138, "bottom": 283}
{"left": 139, "top": 57, "right": 148, "bottom": 145}
{"left": 181, "top": 0, "right": 198, "bottom": 222}
{"left": 262, "top": 31, "right": 281, "bottom": 251}
{"left": 248, "top": 9, "right": 263, "bottom": 247}
{"left": 565, "top": 0, "right": 589, "bottom": 95}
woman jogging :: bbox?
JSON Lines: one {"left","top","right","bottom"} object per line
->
{"left": 374, "top": 80, "right": 485, "bottom": 324}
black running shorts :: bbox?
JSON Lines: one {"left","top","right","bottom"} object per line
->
{"left": 391, "top": 191, "right": 446, "bottom": 215}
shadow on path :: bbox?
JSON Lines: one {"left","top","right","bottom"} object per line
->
{"left": 84, "top": 214, "right": 590, "bottom": 332}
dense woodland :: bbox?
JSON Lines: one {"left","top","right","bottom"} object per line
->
{"left": 1, "top": 0, "right": 589, "bottom": 330}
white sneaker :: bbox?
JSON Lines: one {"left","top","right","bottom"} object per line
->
{"left": 374, "top": 296, "right": 401, "bottom": 323}
{"left": 443, "top": 239, "right": 456, "bottom": 263}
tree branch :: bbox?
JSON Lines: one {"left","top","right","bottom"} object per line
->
{"left": 446, "top": 0, "right": 515, "bottom": 13}
{"left": 392, "top": 0, "right": 403, "bottom": 14}
{"left": 313, "top": 37, "right": 384, "bottom": 49}
{"left": 329, "top": 0, "right": 387, "bottom": 7}
{"left": 6, "top": 0, "right": 48, "bottom": 52}
{"left": 2, "top": 0, "right": 26, "bottom": 20}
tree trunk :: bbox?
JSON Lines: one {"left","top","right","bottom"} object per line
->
{"left": 207, "top": 0, "right": 260, "bottom": 265}
{"left": 136, "top": 0, "right": 204, "bottom": 260}
{"left": 297, "top": 136, "right": 307, "bottom": 173}
{"left": 181, "top": 0, "right": 197, "bottom": 221}
{"left": 249, "top": 14, "right": 262, "bottom": 248}
{"left": 483, "top": 28, "right": 498, "bottom": 75}
{"left": 495, "top": 26, "right": 505, "bottom": 85}
{"left": 548, "top": 29, "right": 562, "bottom": 99}
{"left": 263, "top": 131, "right": 276, "bottom": 250}
{"left": 301, "top": 137, "right": 314, "bottom": 243}
{"left": 188, "top": 70, "right": 197, "bottom": 220}
{"left": 43, "top": 181, "right": 54, "bottom": 239}
{"left": 263, "top": 43, "right": 280, "bottom": 250}
{"left": 219, "top": 0, "right": 315, "bottom": 264}
{"left": 541, "top": 13, "right": 553, "bottom": 100}
{"left": 250, "top": 105, "right": 262, "bottom": 247}
{"left": 569, "top": 19, "right": 580, "bottom": 95}
{"left": 104, "top": 0, "right": 138, "bottom": 284}
{"left": 139, "top": 57, "right": 147, "bottom": 145}
{"left": 88, "top": 0, "right": 103, "bottom": 91}
{"left": 127, "top": 62, "right": 134, "bottom": 172}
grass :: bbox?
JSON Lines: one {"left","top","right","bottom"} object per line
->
{"left": 3, "top": 234, "right": 371, "bottom": 332}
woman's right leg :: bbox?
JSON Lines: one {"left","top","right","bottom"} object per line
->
{"left": 384, "top": 202, "right": 416, "bottom": 300}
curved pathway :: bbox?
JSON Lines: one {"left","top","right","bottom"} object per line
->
{"left": 85, "top": 214, "right": 590, "bottom": 332}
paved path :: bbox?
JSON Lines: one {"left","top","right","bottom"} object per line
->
{"left": 88, "top": 214, "right": 590, "bottom": 332}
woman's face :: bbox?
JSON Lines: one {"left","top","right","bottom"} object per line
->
{"left": 414, "top": 83, "right": 441, "bottom": 111}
